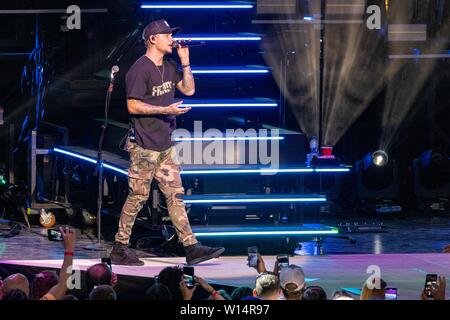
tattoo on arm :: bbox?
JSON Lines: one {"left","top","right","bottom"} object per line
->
{"left": 181, "top": 67, "right": 195, "bottom": 95}
{"left": 127, "top": 99, "right": 167, "bottom": 115}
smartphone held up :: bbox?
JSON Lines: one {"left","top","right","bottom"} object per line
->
{"left": 247, "top": 246, "right": 258, "bottom": 268}
{"left": 183, "top": 266, "right": 195, "bottom": 288}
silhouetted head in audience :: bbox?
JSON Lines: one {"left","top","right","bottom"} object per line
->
{"left": 208, "top": 289, "right": 231, "bottom": 300}
{"left": 231, "top": 286, "right": 253, "bottom": 300}
{"left": 30, "top": 270, "right": 58, "bottom": 300}
{"left": 360, "top": 278, "right": 387, "bottom": 300}
{"left": 219, "top": 289, "right": 231, "bottom": 300}
{"left": 2, "top": 288, "right": 29, "bottom": 300}
{"left": 89, "top": 285, "right": 117, "bottom": 300}
{"left": 254, "top": 272, "right": 281, "bottom": 300}
{"left": 85, "top": 263, "right": 112, "bottom": 294}
{"left": 145, "top": 283, "right": 172, "bottom": 300}
{"left": 279, "top": 265, "right": 306, "bottom": 300}
{"left": 303, "top": 286, "right": 327, "bottom": 300}
{"left": 1, "top": 273, "right": 30, "bottom": 298}
{"left": 331, "top": 290, "right": 354, "bottom": 300}
{"left": 156, "top": 266, "right": 184, "bottom": 300}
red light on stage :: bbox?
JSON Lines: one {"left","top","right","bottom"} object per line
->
{"left": 320, "top": 146, "right": 334, "bottom": 158}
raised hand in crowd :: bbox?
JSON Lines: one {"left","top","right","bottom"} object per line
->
{"left": 195, "top": 276, "right": 225, "bottom": 300}
{"left": 249, "top": 253, "right": 268, "bottom": 274}
{"left": 44, "top": 226, "right": 76, "bottom": 300}
{"left": 179, "top": 278, "right": 196, "bottom": 301}
{"left": 421, "top": 276, "right": 446, "bottom": 300}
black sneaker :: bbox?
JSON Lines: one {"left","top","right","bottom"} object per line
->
{"left": 110, "top": 243, "right": 145, "bottom": 266}
{"left": 185, "top": 242, "right": 225, "bottom": 265}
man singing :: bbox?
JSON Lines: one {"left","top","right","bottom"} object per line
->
{"left": 110, "top": 20, "right": 225, "bottom": 266}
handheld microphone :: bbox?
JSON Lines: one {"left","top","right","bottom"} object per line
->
{"left": 110, "top": 65, "right": 119, "bottom": 80}
{"left": 172, "top": 40, "right": 205, "bottom": 49}
{"left": 108, "top": 65, "right": 119, "bottom": 93}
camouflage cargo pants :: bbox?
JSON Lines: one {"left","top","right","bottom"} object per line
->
{"left": 115, "top": 140, "right": 198, "bottom": 247}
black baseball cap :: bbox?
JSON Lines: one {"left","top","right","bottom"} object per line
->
{"left": 142, "top": 19, "right": 181, "bottom": 41}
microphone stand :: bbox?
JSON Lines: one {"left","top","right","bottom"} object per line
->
{"left": 84, "top": 70, "right": 117, "bottom": 251}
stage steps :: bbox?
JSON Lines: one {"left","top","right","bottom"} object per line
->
{"left": 53, "top": 145, "right": 350, "bottom": 234}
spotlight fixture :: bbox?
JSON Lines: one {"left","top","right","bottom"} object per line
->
{"left": 413, "top": 150, "right": 450, "bottom": 212}
{"left": 356, "top": 150, "right": 400, "bottom": 214}
{"left": 364, "top": 150, "right": 389, "bottom": 169}
{"left": 359, "top": 150, "right": 396, "bottom": 191}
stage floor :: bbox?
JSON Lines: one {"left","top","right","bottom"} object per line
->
{"left": 1, "top": 253, "right": 450, "bottom": 300}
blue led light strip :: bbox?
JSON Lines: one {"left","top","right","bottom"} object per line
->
{"left": 174, "top": 36, "right": 261, "bottom": 41}
{"left": 180, "top": 168, "right": 314, "bottom": 174}
{"left": 180, "top": 103, "right": 278, "bottom": 107}
{"left": 315, "top": 168, "right": 350, "bottom": 172}
{"left": 174, "top": 136, "right": 283, "bottom": 141}
{"left": 192, "top": 69, "right": 269, "bottom": 74}
{"left": 184, "top": 198, "right": 326, "bottom": 204}
{"left": 194, "top": 229, "right": 339, "bottom": 236}
{"left": 53, "top": 148, "right": 350, "bottom": 176}
{"left": 54, "top": 148, "right": 128, "bottom": 175}
{"left": 141, "top": 3, "right": 254, "bottom": 9}
{"left": 53, "top": 148, "right": 97, "bottom": 164}
{"left": 103, "top": 163, "right": 128, "bottom": 175}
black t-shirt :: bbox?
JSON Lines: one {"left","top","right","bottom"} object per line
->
{"left": 125, "top": 55, "right": 183, "bottom": 151}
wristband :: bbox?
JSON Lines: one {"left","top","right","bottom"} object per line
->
{"left": 64, "top": 251, "right": 74, "bottom": 256}
{"left": 181, "top": 64, "right": 191, "bottom": 68}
